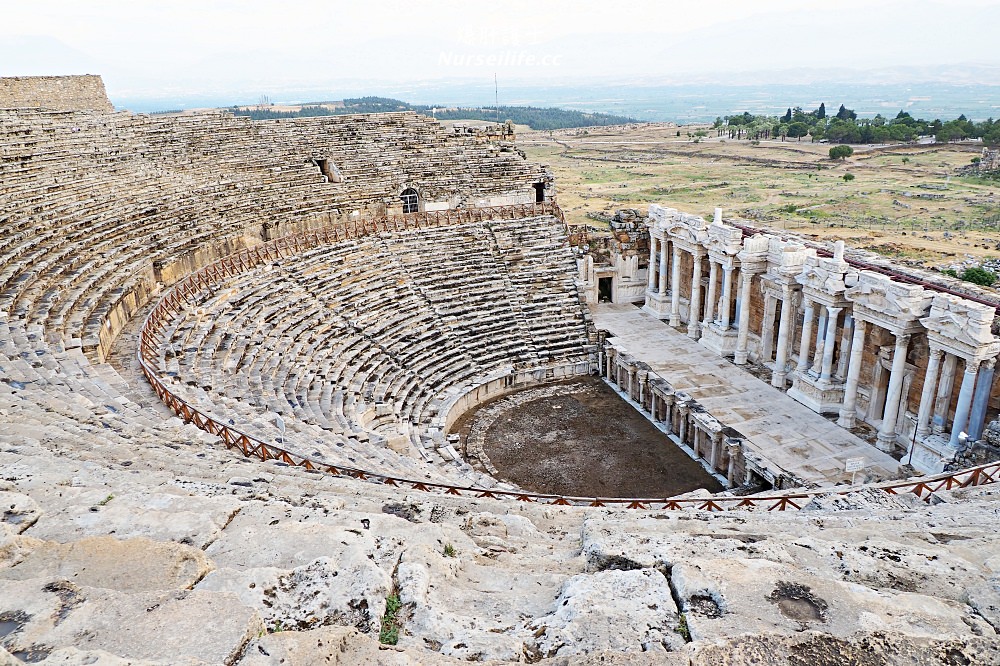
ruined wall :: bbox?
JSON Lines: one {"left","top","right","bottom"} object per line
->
{"left": 0, "top": 75, "right": 113, "bottom": 112}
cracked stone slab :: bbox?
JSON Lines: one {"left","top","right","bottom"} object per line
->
{"left": 528, "top": 569, "right": 684, "bottom": 658}
{"left": 204, "top": 501, "right": 460, "bottom": 572}
{"left": 672, "top": 557, "right": 991, "bottom": 641}
{"left": 687, "top": 630, "right": 1000, "bottom": 666}
{"left": 197, "top": 551, "right": 391, "bottom": 634}
{"left": 0, "top": 523, "right": 42, "bottom": 569}
{"left": 239, "top": 626, "right": 424, "bottom": 666}
{"left": 39, "top": 646, "right": 205, "bottom": 665}
{"left": 397, "top": 543, "right": 565, "bottom": 662}
{"left": 0, "top": 535, "right": 213, "bottom": 592}
{"left": 1, "top": 578, "right": 263, "bottom": 664}
{"left": 0, "top": 491, "right": 41, "bottom": 533}
{"left": 24, "top": 489, "right": 241, "bottom": 549}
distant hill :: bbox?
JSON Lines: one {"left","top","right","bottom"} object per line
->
{"left": 228, "top": 96, "right": 638, "bottom": 130}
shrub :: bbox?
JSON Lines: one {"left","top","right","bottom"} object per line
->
{"left": 843, "top": 173, "right": 855, "bottom": 182}
{"left": 379, "top": 595, "right": 402, "bottom": 645}
{"left": 829, "top": 145, "right": 854, "bottom": 160}
{"left": 960, "top": 266, "right": 997, "bottom": 286}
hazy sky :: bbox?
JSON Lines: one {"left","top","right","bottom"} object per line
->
{"left": 3, "top": 0, "right": 999, "bottom": 101}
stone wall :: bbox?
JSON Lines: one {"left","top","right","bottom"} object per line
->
{"left": 0, "top": 75, "right": 113, "bottom": 112}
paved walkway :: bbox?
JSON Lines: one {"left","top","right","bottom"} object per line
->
{"left": 592, "top": 303, "right": 900, "bottom": 487}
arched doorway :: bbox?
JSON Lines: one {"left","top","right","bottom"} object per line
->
{"left": 400, "top": 188, "right": 419, "bottom": 214}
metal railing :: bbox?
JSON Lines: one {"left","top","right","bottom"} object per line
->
{"left": 137, "top": 206, "right": 1000, "bottom": 511}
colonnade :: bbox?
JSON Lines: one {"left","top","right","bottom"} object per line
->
{"left": 602, "top": 344, "right": 747, "bottom": 487}
{"left": 638, "top": 204, "right": 1000, "bottom": 473}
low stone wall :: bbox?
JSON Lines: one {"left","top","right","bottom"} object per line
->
{"left": 0, "top": 75, "right": 113, "bottom": 112}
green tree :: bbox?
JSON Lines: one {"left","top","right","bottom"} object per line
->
{"left": 836, "top": 104, "right": 857, "bottom": 121}
{"left": 984, "top": 126, "right": 1000, "bottom": 147}
{"left": 782, "top": 108, "right": 792, "bottom": 123}
{"left": 936, "top": 122, "right": 966, "bottom": 143}
{"left": 829, "top": 145, "right": 854, "bottom": 160}
{"left": 816, "top": 102, "right": 826, "bottom": 119}
{"left": 843, "top": 173, "right": 855, "bottom": 182}
{"left": 787, "top": 122, "right": 810, "bottom": 140}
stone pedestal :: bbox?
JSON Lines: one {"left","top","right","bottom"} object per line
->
{"left": 908, "top": 434, "right": 959, "bottom": 474}
{"left": 698, "top": 323, "right": 739, "bottom": 357}
{"left": 642, "top": 291, "right": 672, "bottom": 320}
{"left": 787, "top": 373, "right": 846, "bottom": 415}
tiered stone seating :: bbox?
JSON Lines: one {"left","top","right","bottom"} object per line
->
{"left": 0, "top": 108, "right": 546, "bottom": 363}
{"left": 158, "top": 217, "right": 593, "bottom": 477}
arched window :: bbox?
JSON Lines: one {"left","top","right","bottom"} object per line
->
{"left": 400, "top": 188, "right": 419, "bottom": 214}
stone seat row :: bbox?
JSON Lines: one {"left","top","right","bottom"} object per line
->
{"left": 155, "top": 218, "right": 591, "bottom": 473}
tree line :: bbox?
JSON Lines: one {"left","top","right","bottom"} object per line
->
{"left": 715, "top": 103, "right": 1000, "bottom": 146}
{"left": 228, "top": 97, "right": 637, "bottom": 130}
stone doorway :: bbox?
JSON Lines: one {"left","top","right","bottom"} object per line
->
{"left": 599, "top": 277, "right": 613, "bottom": 302}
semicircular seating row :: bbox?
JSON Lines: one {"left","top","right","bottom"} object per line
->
{"left": 0, "top": 107, "right": 579, "bottom": 491}
{"left": 155, "top": 215, "right": 596, "bottom": 486}
{"left": 0, "top": 108, "right": 542, "bottom": 356}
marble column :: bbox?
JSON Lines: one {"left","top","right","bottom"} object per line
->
{"left": 836, "top": 315, "right": 854, "bottom": 379}
{"left": 968, "top": 358, "right": 996, "bottom": 441}
{"left": 837, "top": 319, "right": 868, "bottom": 428}
{"left": 950, "top": 359, "right": 982, "bottom": 448}
{"left": 820, "top": 306, "right": 842, "bottom": 382}
{"left": 688, "top": 251, "right": 704, "bottom": 339}
{"left": 720, "top": 266, "right": 734, "bottom": 328}
{"left": 916, "top": 346, "right": 944, "bottom": 438}
{"left": 933, "top": 354, "right": 959, "bottom": 435}
{"left": 605, "top": 349, "right": 614, "bottom": 380}
{"left": 734, "top": 272, "right": 756, "bottom": 365}
{"left": 647, "top": 237, "right": 657, "bottom": 292}
{"left": 811, "top": 307, "right": 828, "bottom": 374}
{"left": 669, "top": 245, "right": 682, "bottom": 327}
{"left": 796, "top": 299, "right": 816, "bottom": 373}
{"left": 710, "top": 433, "right": 721, "bottom": 470}
{"left": 703, "top": 260, "right": 718, "bottom": 327}
{"left": 771, "top": 285, "right": 794, "bottom": 389}
{"left": 760, "top": 295, "right": 778, "bottom": 362}
{"left": 726, "top": 441, "right": 741, "bottom": 486}
{"left": 876, "top": 332, "right": 911, "bottom": 452}
{"left": 658, "top": 238, "right": 668, "bottom": 296}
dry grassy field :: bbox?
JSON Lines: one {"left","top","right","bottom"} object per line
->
{"left": 520, "top": 123, "right": 1000, "bottom": 267}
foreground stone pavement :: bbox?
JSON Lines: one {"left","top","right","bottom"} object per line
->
{"left": 2, "top": 426, "right": 998, "bottom": 664}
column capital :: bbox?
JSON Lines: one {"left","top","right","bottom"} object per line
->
{"left": 928, "top": 344, "right": 945, "bottom": 359}
{"left": 895, "top": 332, "right": 911, "bottom": 347}
{"left": 826, "top": 305, "right": 843, "bottom": 316}
{"left": 983, "top": 357, "right": 996, "bottom": 371}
